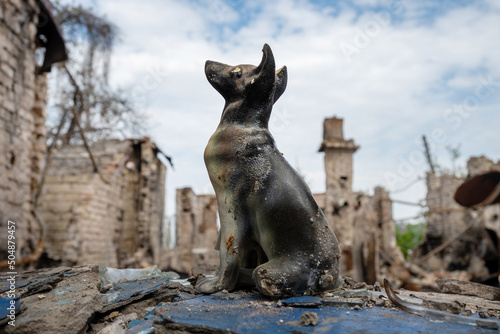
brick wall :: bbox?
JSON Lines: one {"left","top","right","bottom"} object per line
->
{"left": 0, "top": 0, "right": 48, "bottom": 261}
{"left": 170, "top": 188, "right": 219, "bottom": 274}
{"left": 38, "top": 138, "right": 167, "bottom": 268}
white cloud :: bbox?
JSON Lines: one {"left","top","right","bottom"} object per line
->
{"left": 57, "top": 0, "right": 500, "bottom": 220}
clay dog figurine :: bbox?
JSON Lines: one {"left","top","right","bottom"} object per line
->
{"left": 196, "top": 44, "right": 342, "bottom": 296}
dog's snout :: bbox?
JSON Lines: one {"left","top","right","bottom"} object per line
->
{"left": 205, "top": 60, "right": 228, "bottom": 75}
{"left": 205, "top": 60, "right": 214, "bottom": 72}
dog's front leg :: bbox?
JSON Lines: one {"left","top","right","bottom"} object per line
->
{"left": 195, "top": 200, "right": 243, "bottom": 293}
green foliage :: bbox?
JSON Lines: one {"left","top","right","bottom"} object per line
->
{"left": 396, "top": 222, "right": 426, "bottom": 261}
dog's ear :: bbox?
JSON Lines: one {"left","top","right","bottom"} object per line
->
{"left": 247, "top": 44, "right": 276, "bottom": 99}
{"left": 254, "top": 44, "right": 275, "bottom": 80}
{"left": 273, "top": 65, "right": 287, "bottom": 104}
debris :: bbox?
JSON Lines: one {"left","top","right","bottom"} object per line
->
{"left": 353, "top": 282, "right": 368, "bottom": 289}
{"left": 175, "top": 291, "right": 197, "bottom": 301}
{"left": 330, "top": 288, "right": 376, "bottom": 299}
{"left": 126, "top": 319, "right": 154, "bottom": 334}
{"left": 5, "top": 263, "right": 500, "bottom": 333}
{"left": 322, "top": 297, "right": 366, "bottom": 308}
{"left": 98, "top": 266, "right": 179, "bottom": 286}
{"left": 117, "top": 312, "right": 137, "bottom": 323}
{"left": 1, "top": 266, "right": 102, "bottom": 333}
{"left": 101, "top": 277, "right": 171, "bottom": 313}
{"left": 436, "top": 279, "right": 500, "bottom": 301}
{"left": 462, "top": 309, "right": 472, "bottom": 317}
{"left": 143, "top": 307, "right": 155, "bottom": 313}
{"left": 186, "top": 273, "right": 205, "bottom": 287}
{"left": 343, "top": 277, "right": 357, "bottom": 288}
{"left": 0, "top": 266, "right": 72, "bottom": 298}
{"left": 38, "top": 295, "right": 46, "bottom": 300}
{"left": 109, "top": 311, "right": 120, "bottom": 319}
{"left": 210, "top": 292, "right": 242, "bottom": 300}
{"left": 97, "top": 321, "right": 126, "bottom": 334}
{"left": 100, "top": 284, "right": 113, "bottom": 293}
{"left": 478, "top": 319, "right": 500, "bottom": 330}
{"left": 384, "top": 279, "right": 499, "bottom": 330}
{"left": 281, "top": 296, "right": 323, "bottom": 308}
{"left": 300, "top": 312, "right": 319, "bottom": 326}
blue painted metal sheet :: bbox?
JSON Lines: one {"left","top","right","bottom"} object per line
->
{"left": 0, "top": 297, "right": 22, "bottom": 324}
{"left": 142, "top": 294, "right": 500, "bottom": 333}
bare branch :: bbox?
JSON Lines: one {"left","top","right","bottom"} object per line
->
{"left": 63, "top": 64, "right": 110, "bottom": 185}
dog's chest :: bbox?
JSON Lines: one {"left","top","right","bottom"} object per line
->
{"left": 204, "top": 126, "right": 273, "bottom": 186}
{"left": 204, "top": 126, "right": 247, "bottom": 168}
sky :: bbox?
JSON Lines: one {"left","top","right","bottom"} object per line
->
{"left": 59, "top": 0, "right": 500, "bottom": 222}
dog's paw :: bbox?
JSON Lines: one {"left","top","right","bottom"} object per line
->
{"left": 194, "top": 275, "right": 225, "bottom": 294}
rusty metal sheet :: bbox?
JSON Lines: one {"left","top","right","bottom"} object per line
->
{"left": 454, "top": 171, "right": 500, "bottom": 207}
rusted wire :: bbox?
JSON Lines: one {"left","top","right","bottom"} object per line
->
{"left": 385, "top": 197, "right": 466, "bottom": 213}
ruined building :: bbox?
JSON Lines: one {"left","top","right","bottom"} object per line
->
{"left": 318, "top": 117, "right": 404, "bottom": 282}
{"left": 171, "top": 117, "right": 404, "bottom": 282}
{"left": 0, "top": 0, "right": 67, "bottom": 264}
{"left": 418, "top": 156, "right": 500, "bottom": 285}
{"left": 0, "top": 1, "right": 168, "bottom": 270}
{"left": 37, "top": 138, "right": 168, "bottom": 268}
{"left": 170, "top": 188, "right": 219, "bottom": 274}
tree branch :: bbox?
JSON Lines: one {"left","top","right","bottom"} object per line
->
{"left": 64, "top": 64, "right": 109, "bottom": 184}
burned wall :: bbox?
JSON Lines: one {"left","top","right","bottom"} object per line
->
{"left": 419, "top": 156, "right": 500, "bottom": 282}
{"left": 38, "top": 138, "right": 167, "bottom": 268}
{"left": 0, "top": 0, "right": 52, "bottom": 263}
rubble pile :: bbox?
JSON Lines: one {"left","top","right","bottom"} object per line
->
{"left": 2, "top": 265, "right": 500, "bottom": 333}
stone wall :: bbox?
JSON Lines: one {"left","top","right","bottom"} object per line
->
{"left": 38, "top": 138, "right": 167, "bottom": 268}
{"left": 0, "top": 0, "right": 49, "bottom": 262}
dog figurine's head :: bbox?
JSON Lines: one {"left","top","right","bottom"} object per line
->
{"left": 205, "top": 44, "right": 287, "bottom": 107}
